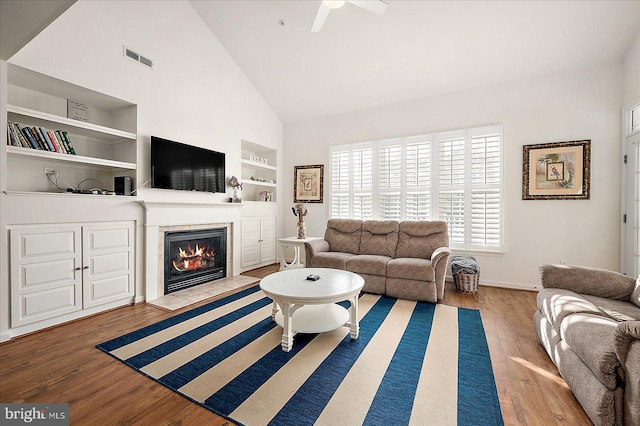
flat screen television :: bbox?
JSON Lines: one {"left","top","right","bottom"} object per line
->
{"left": 151, "top": 136, "right": 225, "bottom": 193}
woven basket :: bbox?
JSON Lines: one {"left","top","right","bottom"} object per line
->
{"left": 454, "top": 272, "right": 479, "bottom": 294}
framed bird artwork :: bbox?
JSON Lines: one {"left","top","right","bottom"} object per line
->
{"left": 522, "top": 140, "right": 591, "bottom": 200}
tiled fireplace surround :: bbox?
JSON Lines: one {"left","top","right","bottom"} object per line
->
{"left": 140, "top": 201, "right": 245, "bottom": 302}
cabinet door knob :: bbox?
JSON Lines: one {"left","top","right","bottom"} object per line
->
{"left": 75, "top": 267, "right": 81, "bottom": 271}
{"left": 83, "top": 266, "right": 90, "bottom": 270}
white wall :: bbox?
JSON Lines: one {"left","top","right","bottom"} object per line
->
{"left": 283, "top": 63, "right": 623, "bottom": 289}
{"left": 623, "top": 30, "right": 640, "bottom": 107}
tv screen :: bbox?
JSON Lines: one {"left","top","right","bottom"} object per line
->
{"left": 151, "top": 136, "right": 225, "bottom": 193}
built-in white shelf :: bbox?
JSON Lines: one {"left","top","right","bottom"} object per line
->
{"left": 241, "top": 159, "right": 277, "bottom": 171}
{"left": 3, "top": 190, "right": 138, "bottom": 199}
{"left": 6, "top": 146, "right": 136, "bottom": 170}
{"left": 240, "top": 178, "right": 276, "bottom": 188}
{"left": 242, "top": 200, "right": 277, "bottom": 205}
{"left": 8, "top": 105, "right": 136, "bottom": 142}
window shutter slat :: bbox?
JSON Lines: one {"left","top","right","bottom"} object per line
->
{"left": 439, "top": 138, "right": 465, "bottom": 187}
{"left": 406, "top": 192, "right": 430, "bottom": 220}
{"left": 406, "top": 142, "right": 430, "bottom": 187}
{"left": 379, "top": 145, "right": 402, "bottom": 189}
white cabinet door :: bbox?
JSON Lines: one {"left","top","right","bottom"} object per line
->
{"left": 10, "top": 225, "right": 83, "bottom": 327}
{"left": 241, "top": 217, "right": 260, "bottom": 268}
{"left": 83, "top": 222, "right": 135, "bottom": 308}
{"left": 241, "top": 216, "right": 277, "bottom": 269}
{"left": 260, "top": 216, "right": 277, "bottom": 264}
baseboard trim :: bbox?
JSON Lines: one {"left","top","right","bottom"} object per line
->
{"left": 446, "top": 276, "right": 539, "bottom": 291}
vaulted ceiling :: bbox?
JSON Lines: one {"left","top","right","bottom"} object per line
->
{"left": 191, "top": 0, "right": 640, "bottom": 123}
{"left": 2, "top": 1, "right": 638, "bottom": 125}
{"left": 0, "top": 0, "right": 75, "bottom": 61}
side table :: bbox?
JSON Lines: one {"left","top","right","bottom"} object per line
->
{"left": 278, "top": 236, "right": 321, "bottom": 270}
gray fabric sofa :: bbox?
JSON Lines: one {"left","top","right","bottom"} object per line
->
{"left": 304, "top": 219, "right": 450, "bottom": 302}
{"left": 533, "top": 264, "right": 640, "bottom": 426}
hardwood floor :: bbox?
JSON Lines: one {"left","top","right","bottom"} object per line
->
{"left": 0, "top": 264, "right": 590, "bottom": 425}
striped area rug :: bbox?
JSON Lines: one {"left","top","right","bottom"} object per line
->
{"left": 97, "top": 285, "right": 503, "bottom": 425}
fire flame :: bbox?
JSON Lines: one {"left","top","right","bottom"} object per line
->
{"left": 172, "top": 243, "right": 216, "bottom": 273}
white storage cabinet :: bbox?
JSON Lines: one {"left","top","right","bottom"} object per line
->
{"left": 10, "top": 221, "right": 135, "bottom": 327}
{"left": 241, "top": 216, "right": 277, "bottom": 270}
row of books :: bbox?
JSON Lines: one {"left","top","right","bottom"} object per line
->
{"left": 7, "top": 121, "right": 77, "bottom": 155}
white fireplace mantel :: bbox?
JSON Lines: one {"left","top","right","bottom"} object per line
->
{"left": 139, "top": 200, "right": 244, "bottom": 301}
{"left": 138, "top": 200, "right": 243, "bottom": 226}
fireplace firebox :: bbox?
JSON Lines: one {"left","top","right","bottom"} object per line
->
{"left": 164, "top": 227, "right": 227, "bottom": 294}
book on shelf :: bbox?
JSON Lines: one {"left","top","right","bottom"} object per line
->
{"left": 54, "top": 131, "right": 68, "bottom": 153}
{"left": 20, "top": 125, "right": 40, "bottom": 149}
{"left": 60, "top": 131, "right": 76, "bottom": 155}
{"left": 29, "top": 127, "right": 48, "bottom": 150}
{"left": 50, "top": 131, "right": 67, "bottom": 154}
{"left": 39, "top": 127, "right": 56, "bottom": 151}
{"left": 6, "top": 121, "right": 77, "bottom": 155}
{"left": 7, "top": 125, "right": 18, "bottom": 146}
{"left": 10, "top": 123, "right": 30, "bottom": 148}
{"left": 47, "top": 130, "right": 64, "bottom": 153}
{"left": 7, "top": 122, "right": 23, "bottom": 147}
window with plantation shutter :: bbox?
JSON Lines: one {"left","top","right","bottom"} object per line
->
{"left": 352, "top": 145, "right": 373, "bottom": 219}
{"left": 469, "top": 131, "right": 502, "bottom": 249}
{"left": 379, "top": 141, "right": 402, "bottom": 220}
{"left": 330, "top": 149, "right": 350, "bottom": 218}
{"left": 329, "top": 125, "right": 503, "bottom": 251}
{"left": 406, "top": 136, "right": 431, "bottom": 220}
{"left": 438, "top": 191, "right": 465, "bottom": 245}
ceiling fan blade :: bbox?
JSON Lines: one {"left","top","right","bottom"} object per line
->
{"left": 311, "top": 3, "right": 332, "bottom": 32}
{"left": 347, "top": 0, "right": 388, "bottom": 15}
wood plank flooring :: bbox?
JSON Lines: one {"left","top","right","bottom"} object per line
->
{"left": 0, "top": 264, "right": 591, "bottom": 425}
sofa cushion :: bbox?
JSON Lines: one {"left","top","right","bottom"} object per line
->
{"left": 387, "top": 278, "right": 437, "bottom": 302}
{"left": 358, "top": 273, "right": 386, "bottom": 295}
{"left": 347, "top": 255, "right": 390, "bottom": 276}
{"left": 308, "top": 252, "right": 356, "bottom": 270}
{"left": 324, "top": 219, "right": 362, "bottom": 254}
{"left": 560, "top": 313, "right": 620, "bottom": 390}
{"left": 387, "top": 258, "right": 435, "bottom": 282}
{"left": 360, "top": 220, "right": 399, "bottom": 257}
{"left": 537, "top": 288, "right": 605, "bottom": 332}
{"left": 396, "top": 221, "right": 448, "bottom": 259}
{"left": 631, "top": 275, "right": 640, "bottom": 308}
{"left": 555, "top": 340, "right": 618, "bottom": 426}
{"left": 540, "top": 265, "right": 636, "bottom": 301}
{"left": 582, "top": 295, "right": 640, "bottom": 322}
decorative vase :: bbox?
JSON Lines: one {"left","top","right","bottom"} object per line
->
{"left": 297, "top": 222, "right": 306, "bottom": 239}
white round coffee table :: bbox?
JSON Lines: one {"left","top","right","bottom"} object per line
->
{"left": 259, "top": 268, "right": 364, "bottom": 352}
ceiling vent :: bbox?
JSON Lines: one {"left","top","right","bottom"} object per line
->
{"left": 123, "top": 45, "right": 153, "bottom": 69}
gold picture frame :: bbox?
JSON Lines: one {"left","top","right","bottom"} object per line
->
{"left": 294, "top": 164, "right": 323, "bottom": 203}
{"left": 522, "top": 140, "right": 591, "bottom": 200}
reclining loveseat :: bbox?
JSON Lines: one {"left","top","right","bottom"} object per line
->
{"left": 304, "top": 219, "right": 451, "bottom": 302}
{"left": 534, "top": 265, "right": 640, "bottom": 425}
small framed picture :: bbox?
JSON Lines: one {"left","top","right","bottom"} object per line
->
{"left": 294, "top": 164, "right": 323, "bottom": 203}
{"left": 522, "top": 140, "right": 590, "bottom": 200}
{"left": 67, "top": 99, "right": 90, "bottom": 122}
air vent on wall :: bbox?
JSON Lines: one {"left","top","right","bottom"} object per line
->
{"left": 123, "top": 45, "right": 153, "bottom": 69}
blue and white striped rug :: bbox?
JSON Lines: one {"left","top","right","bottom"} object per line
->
{"left": 97, "top": 285, "right": 503, "bottom": 425}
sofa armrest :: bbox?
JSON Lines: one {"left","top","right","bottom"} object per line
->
{"left": 304, "top": 239, "right": 329, "bottom": 264}
{"left": 431, "top": 247, "right": 451, "bottom": 302}
{"left": 539, "top": 264, "right": 635, "bottom": 301}
{"left": 430, "top": 246, "right": 451, "bottom": 269}
{"left": 615, "top": 321, "right": 640, "bottom": 425}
